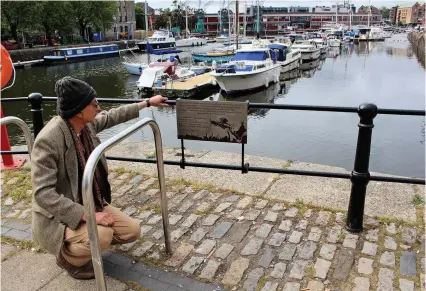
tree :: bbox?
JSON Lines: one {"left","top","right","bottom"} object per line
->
{"left": 69, "top": 1, "right": 97, "bottom": 40}
{"left": 92, "top": 2, "right": 118, "bottom": 37}
{"left": 32, "top": 1, "right": 73, "bottom": 46}
{"left": 380, "top": 6, "right": 390, "bottom": 19}
{"left": 1, "top": 1, "right": 35, "bottom": 41}
{"left": 135, "top": 5, "right": 145, "bottom": 30}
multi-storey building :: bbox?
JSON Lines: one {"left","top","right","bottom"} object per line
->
{"left": 105, "top": 0, "right": 136, "bottom": 40}
{"left": 396, "top": 2, "right": 421, "bottom": 25}
{"left": 201, "top": 5, "right": 382, "bottom": 35}
{"left": 390, "top": 6, "right": 399, "bottom": 24}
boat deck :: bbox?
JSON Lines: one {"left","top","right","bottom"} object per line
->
{"left": 152, "top": 73, "right": 216, "bottom": 98}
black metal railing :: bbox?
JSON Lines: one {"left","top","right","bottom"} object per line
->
{"left": 1, "top": 93, "right": 425, "bottom": 232}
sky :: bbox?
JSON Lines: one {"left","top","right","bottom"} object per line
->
{"left": 135, "top": 0, "right": 406, "bottom": 13}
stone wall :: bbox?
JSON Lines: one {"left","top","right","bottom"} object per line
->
{"left": 408, "top": 32, "right": 425, "bottom": 68}
{"left": 8, "top": 40, "right": 137, "bottom": 62}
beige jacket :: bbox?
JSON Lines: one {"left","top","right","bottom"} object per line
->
{"left": 31, "top": 104, "right": 139, "bottom": 255}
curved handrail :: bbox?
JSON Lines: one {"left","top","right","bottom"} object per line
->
{"left": 0, "top": 116, "right": 34, "bottom": 158}
{"left": 82, "top": 118, "right": 170, "bottom": 291}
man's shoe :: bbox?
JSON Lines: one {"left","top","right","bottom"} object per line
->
{"left": 56, "top": 252, "right": 95, "bottom": 280}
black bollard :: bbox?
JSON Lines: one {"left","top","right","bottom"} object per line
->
{"left": 28, "top": 93, "right": 44, "bottom": 139}
{"left": 346, "top": 103, "right": 378, "bottom": 233}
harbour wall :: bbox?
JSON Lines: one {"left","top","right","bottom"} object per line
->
{"left": 8, "top": 40, "right": 137, "bottom": 62}
{"left": 408, "top": 32, "right": 425, "bottom": 67}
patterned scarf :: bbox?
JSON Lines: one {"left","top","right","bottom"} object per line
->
{"left": 67, "top": 124, "right": 106, "bottom": 212}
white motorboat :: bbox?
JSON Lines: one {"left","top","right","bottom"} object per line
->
{"left": 327, "top": 35, "right": 341, "bottom": 48}
{"left": 176, "top": 36, "right": 207, "bottom": 47}
{"left": 137, "top": 30, "right": 176, "bottom": 51}
{"left": 291, "top": 40, "right": 321, "bottom": 62}
{"left": 357, "top": 26, "right": 385, "bottom": 42}
{"left": 268, "top": 43, "right": 301, "bottom": 73}
{"left": 210, "top": 47, "right": 282, "bottom": 94}
{"left": 310, "top": 38, "right": 328, "bottom": 54}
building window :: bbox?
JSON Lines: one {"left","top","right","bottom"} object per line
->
{"left": 114, "top": 26, "right": 117, "bottom": 32}
{"left": 120, "top": 26, "right": 123, "bottom": 32}
{"left": 125, "top": 16, "right": 128, "bottom": 22}
{"left": 120, "top": 16, "right": 122, "bottom": 22}
{"left": 125, "top": 26, "right": 128, "bottom": 32}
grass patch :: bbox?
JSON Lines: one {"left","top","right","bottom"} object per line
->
{"left": 123, "top": 281, "right": 150, "bottom": 291}
{"left": 411, "top": 193, "right": 425, "bottom": 206}
{"left": 305, "top": 264, "right": 315, "bottom": 278}
{"left": 282, "top": 160, "right": 293, "bottom": 169}
{"left": 1, "top": 236, "right": 42, "bottom": 252}
{"left": 9, "top": 188, "right": 31, "bottom": 202}
{"left": 113, "top": 167, "right": 127, "bottom": 174}
{"left": 195, "top": 205, "right": 213, "bottom": 216}
{"left": 256, "top": 276, "right": 267, "bottom": 291}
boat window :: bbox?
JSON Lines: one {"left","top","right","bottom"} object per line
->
{"left": 256, "top": 64, "right": 265, "bottom": 69}
{"left": 233, "top": 52, "right": 267, "bottom": 61}
{"left": 99, "top": 47, "right": 103, "bottom": 52}
{"left": 67, "top": 50, "right": 73, "bottom": 55}
{"left": 77, "top": 49, "right": 83, "bottom": 54}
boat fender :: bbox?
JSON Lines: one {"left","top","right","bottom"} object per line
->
{"left": 1, "top": 44, "right": 13, "bottom": 89}
{"left": 211, "top": 78, "right": 217, "bottom": 86}
{"left": 65, "top": 56, "right": 68, "bottom": 61}
{"left": 265, "top": 77, "right": 269, "bottom": 87}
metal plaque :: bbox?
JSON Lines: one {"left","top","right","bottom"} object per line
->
{"left": 176, "top": 100, "right": 248, "bottom": 144}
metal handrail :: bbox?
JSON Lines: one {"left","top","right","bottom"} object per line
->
{"left": 81, "top": 118, "right": 170, "bottom": 291}
{"left": 0, "top": 116, "right": 34, "bottom": 158}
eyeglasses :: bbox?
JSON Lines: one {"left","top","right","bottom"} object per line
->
{"left": 91, "top": 99, "right": 99, "bottom": 107}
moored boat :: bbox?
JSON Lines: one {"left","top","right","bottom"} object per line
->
{"left": 291, "top": 40, "right": 321, "bottom": 62}
{"left": 137, "top": 30, "right": 176, "bottom": 51}
{"left": 268, "top": 43, "right": 301, "bottom": 73}
{"left": 43, "top": 44, "right": 119, "bottom": 65}
{"left": 210, "top": 47, "right": 282, "bottom": 94}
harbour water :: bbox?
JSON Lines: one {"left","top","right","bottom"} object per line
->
{"left": 2, "top": 34, "right": 424, "bottom": 177}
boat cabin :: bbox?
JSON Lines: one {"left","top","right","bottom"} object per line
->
{"left": 49, "top": 44, "right": 119, "bottom": 58}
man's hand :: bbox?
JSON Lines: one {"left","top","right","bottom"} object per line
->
{"left": 149, "top": 95, "right": 169, "bottom": 107}
{"left": 81, "top": 212, "right": 115, "bottom": 227}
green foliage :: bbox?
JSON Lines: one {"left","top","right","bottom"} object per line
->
{"left": 1, "top": 1, "right": 36, "bottom": 40}
{"left": 92, "top": 1, "right": 118, "bottom": 35}
{"left": 380, "top": 6, "right": 391, "bottom": 19}
{"left": 135, "top": 5, "right": 145, "bottom": 30}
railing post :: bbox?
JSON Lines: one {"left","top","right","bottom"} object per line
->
{"left": 346, "top": 103, "right": 378, "bottom": 233}
{"left": 28, "top": 93, "right": 44, "bottom": 139}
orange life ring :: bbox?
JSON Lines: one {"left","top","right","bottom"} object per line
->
{"left": 1, "top": 45, "right": 13, "bottom": 88}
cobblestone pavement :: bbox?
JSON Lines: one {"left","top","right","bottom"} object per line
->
{"left": 1, "top": 169, "right": 425, "bottom": 291}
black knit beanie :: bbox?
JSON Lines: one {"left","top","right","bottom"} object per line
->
{"left": 55, "top": 76, "right": 97, "bottom": 119}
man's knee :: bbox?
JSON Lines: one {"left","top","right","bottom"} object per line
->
{"left": 97, "top": 226, "right": 114, "bottom": 250}
{"left": 128, "top": 219, "right": 141, "bottom": 240}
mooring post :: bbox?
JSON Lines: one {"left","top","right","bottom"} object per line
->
{"left": 28, "top": 93, "right": 44, "bottom": 139}
{"left": 346, "top": 103, "right": 378, "bottom": 232}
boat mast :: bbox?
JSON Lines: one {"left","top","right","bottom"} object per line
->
{"left": 256, "top": 0, "right": 259, "bottom": 38}
{"left": 243, "top": 0, "right": 246, "bottom": 38}
{"left": 236, "top": 0, "right": 239, "bottom": 49}
{"left": 367, "top": 0, "right": 371, "bottom": 27}
{"left": 228, "top": 0, "right": 231, "bottom": 42}
{"left": 335, "top": 1, "right": 338, "bottom": 27}
{"left": 185, "top": 8, "right": 189, "bottom": 38}
{"left": 144, "top": 0, "right": 150, "bottom": 63}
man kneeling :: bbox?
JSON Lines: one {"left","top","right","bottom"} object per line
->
{"left": 31, "top": 77, "right": 168, "bottom": 279}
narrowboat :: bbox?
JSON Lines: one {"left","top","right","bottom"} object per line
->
{"left": 43, "top": 44, "right": 119, "bottom": 65}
